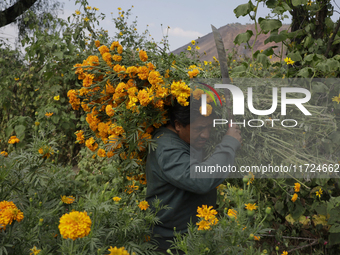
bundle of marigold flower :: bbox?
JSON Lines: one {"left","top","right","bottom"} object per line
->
{"left": 58, "top": 211, "right": 91, "bottom": 240}
{"left": 0, "top": 200, "right": 24, "bottom": 230}
{"left": 67, "top": 40, "right": 193, "bottom": 179}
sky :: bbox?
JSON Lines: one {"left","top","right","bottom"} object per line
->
{"left": 1, "top": 0, "right": 340, "bottom": 51}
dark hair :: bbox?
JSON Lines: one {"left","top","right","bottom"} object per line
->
{"left": 168, "top": 97, "right": 202, "bottom": 128}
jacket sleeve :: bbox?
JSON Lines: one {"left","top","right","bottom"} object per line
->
{"left": 157, "top": 135, "right": 241, "bottom": 194}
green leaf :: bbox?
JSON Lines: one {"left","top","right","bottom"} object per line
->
{"left": 329, "top": 223, "right": 340, "bottom": 233}
{"left": 297, "top": 67, "right": 314, "bottom": 78}
{"left": 257, "top": 53, "right": 270, "bottom": 68}
{"left": 281, "top": 2, "right": 292, "bottom": 11}
{"left": 266, "top": 0, "right": 278, "bottom": 8}
{"left": 264, "top": 31, "right": 288, "bottom": 44}
{"left": 234, "top": 1, "right": 256, "bottom": 18}
{"left": 291, "top": 203, "right": 305, "bottom": 220}
{"left": 234, "top": 30, "right": 253, "bottom": 45}
{"left": 231, "top": 65, "right": 246, "bottom": 74}
{"left": 311, "top": 82, "right": 329, "bottom": 93}
{"left": 14, "top": 125, "right": 26, "bottom": 139}
{"left": 329, "top": 233, "right": 340, "bottom": 246}
{"left": 55, "top": 51, "right": 63, "bottom": 60}
{"left": 259, "top": 18, "right": 282, "bottom": 33}
{"left": 292, "top": 0, "right": 308, "bottom": 6}
{"left": 287, "top": 51, "right": 302, "bottom": 62}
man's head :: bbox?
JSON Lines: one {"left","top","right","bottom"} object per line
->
{"left": 169, "top": 97, "right": 214, "bottom": 149}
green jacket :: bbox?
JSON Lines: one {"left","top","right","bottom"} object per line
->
{"left": 145, "top": 126, "right": 240, "bottom": 249}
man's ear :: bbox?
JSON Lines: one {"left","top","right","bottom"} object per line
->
{"left": 174, "top": 120, "right": 182, "bottom": 133}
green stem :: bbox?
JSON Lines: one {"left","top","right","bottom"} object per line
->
{"left": 69, "top": 240, "right": 74, "bottom": 255}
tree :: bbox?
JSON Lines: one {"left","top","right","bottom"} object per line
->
{"left": 0, "top": 0, "right": 62, "bottom": 40}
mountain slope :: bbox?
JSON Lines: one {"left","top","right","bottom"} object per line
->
{"left": 171, "top": 23, "right": 290, "bottom": 62}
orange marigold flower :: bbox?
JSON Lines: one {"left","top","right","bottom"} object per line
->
{"left": 8, "top": 136, "right": 20, "bottom": 144}
{"left": 98, "top": 45, "right": 109, "bottom": 55}
{"left": 0, "top": 151, "right": 8, "bottom": 157}
{"left": 61, "top": 195, "right": 75, "bottom": 204}
{"left": 106, "top": 105, "right": 115, "bottom": 117}
{"left": 110, "top": 41, "right": 120, "bottom": 50}
{"left": 94, "top": 40, "right": 100, "bottom": 47}
{"left": 138, "top": 200, "right": 149, "bottom": 210}
{"left": 197, "top": 220, "right": 211, "bottom": 230}
{"left": 97, "top": 148, "right": 106, "bottom": 157}
{"left": 112, "top": 55, "right": 122, "bottom": 62}
{"left": 85, "top": 137, "right": 98, "bottom": 152}
{"left": 139, "top": 50, "right": 148, "bottom": 62}
{"left": 107, "top": 246, "right": 129, "bottom": 255}
{"left": 199, "top": 104, "right": 212, "bottom": 116}
{"left": 227, "top": 209, "right": 237, "bottom": 219}
{"left": 0, "top": 201, "right": 24, "bottom": 230}
{"left": 291, "top": 193, "right": 298, "bottom": 202}
{"left": 75, "top": 130, "right": 85, "bottom": 144}
{"left": 45, "top": 112, "right": 53, "bottom": 118}
{"left": 294, "top": 183, "right": 301, "bottom": 192}
{"left": 58, "top": 211, "right": 91, "bottom": 240}
{"left": 193, "top": 88, "right": 204, "bottom": 100}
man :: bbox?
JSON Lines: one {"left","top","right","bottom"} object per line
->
{"left": 145, "top": 97, "right": 241, "bottom": 253}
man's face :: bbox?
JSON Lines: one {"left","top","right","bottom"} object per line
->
{"left": 175, "top": 115, "right": 213, "bottom": 150}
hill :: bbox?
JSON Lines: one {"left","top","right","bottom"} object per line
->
{"left": 171, "top": 23, "right": 290, "bottom": 62}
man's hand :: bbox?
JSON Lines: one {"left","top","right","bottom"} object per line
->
{"left": 226, "top": 124, "right": 242, "bottom": 144}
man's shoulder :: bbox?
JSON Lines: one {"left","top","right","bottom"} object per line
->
{"left": 152, "top": 127, "right": 188, "bottom": 150}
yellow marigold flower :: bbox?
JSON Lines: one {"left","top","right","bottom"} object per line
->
{"left": 307, "top": 0, "right": 312, "bottom": 6}
{"left": 45, "top": 112, "right": 53, "bottom": 117}
{"left": 199, "top": 104, "right": 212, "bottom": 116}
{"left": 245, "top": 203, "right": 258, "bottom": 211}
{"left": 8, "top": 136, "right": 20, "bottom": 144}
{"left": 284, "top": 57, "right": 295, "bottom": 65}
{"left": 107, "top": 246, "right": 129, "bottom": 255}
{"left": 58, "top": 211, "right": 91, "bottom": 240}
{"left": 196, "top": 46, "right": 200, "bottom": 50}
{"left": 29, "top": 246, "right": 41, "bottom": 255}
{"left": 0, "top": 151, "right": 8, "bottom": 157}
{"left": 121, "top": 14, "right": 124, "bottom": 18}
{"left": 125, "top": 182, "right": 139, "bottom": 194}
{"left": 269, "top": 55, "right": 273, "bottom": 59}
{"left": 14, "top": 78, "right": 19, "bottom": 81}
{"left": 294, "top": 183, "right": 301, "bottom": 192}
{"left": 139, "top": 50, "right": 148, "bottom": 62}
{"left": 291, "top": 193, "right": 298, "bottom": 202}
{"left": 61, "top": 195, "right": 75, "bottom": 204}
{"left": 75, "top": 10, "right": 80, "bottom": 15}
{"left": 95, "top": 40, "right": 100, "bottom": 47}
{"left": 187, "top": 46, "right": 191, "bottom": 51}
{"left": 86, "top": 6, "right": 92, "bottom": 10}
{"left": 138, "top": 200, "right": 149, "bottom": 210}
{"left": 84, "top": 17, "right": 89, "bottom": 22}
{"left": 191, "top": 40, "right": 196, "bottom": 45}
{"left": 119, "top": 32, "right": 123, "bottom": 36}
{"left": 0, "top": 201, "right": 24, "bottom": 230}
{"left": 197, "top": 219, "right": 211, "bottom": 230}
{"left": 316, "top": 188, "right": 323, "bottom": 198}
{"left": 332, "top": 94, "right": 340, "bottom": 104}
{"left": 112, "top": 197, "right": 121, "bottom": 202}
{"left": 227, "top": 209, "right": 237, "bottom": 219}
{"left": 54, "top": 95, "right": 60, "bottom": 101}
{"left": 93, "top": 7, "right": 99, "bottom": 11}
{"left": 282, "top": 251, "right": 288, "bottom": 255}
{"left": 196, "top": 205, "right": 217, "bottom": 220}
{"left": 97, "top": 148, "right": 106, "bottom": 157}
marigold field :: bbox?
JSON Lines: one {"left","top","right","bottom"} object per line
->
{"left": 0, "top": 1, "right": 340, "bottom": 254}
